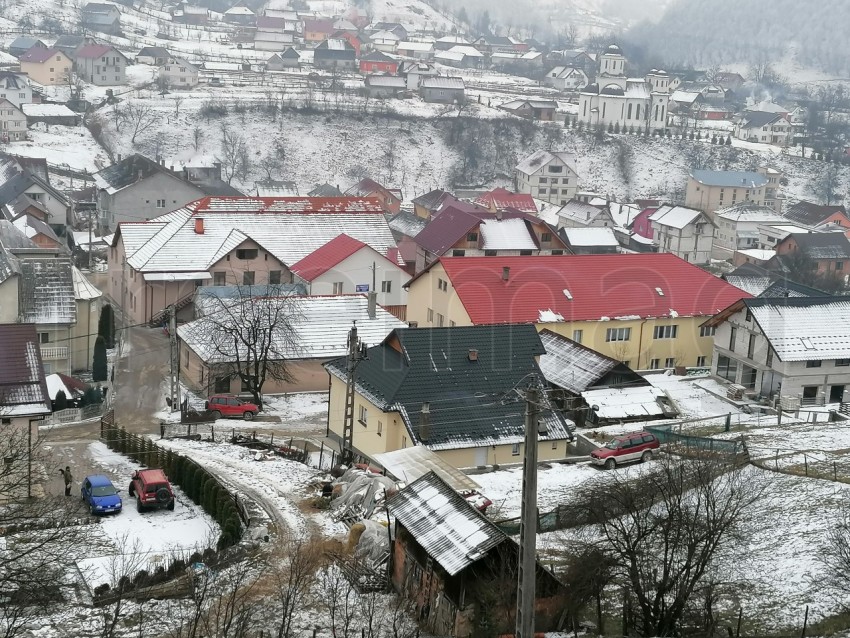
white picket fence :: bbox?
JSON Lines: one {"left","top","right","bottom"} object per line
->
{"left": 42, "top": 404, "right": 103, "bottom": 426}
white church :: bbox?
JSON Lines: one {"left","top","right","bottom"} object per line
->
{"left": 578, "top": 44, "right": 671, "bottom": 134}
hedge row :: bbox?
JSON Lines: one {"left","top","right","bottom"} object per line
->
{"left": 101, "top": 424, "right": 243, "bottom": 549}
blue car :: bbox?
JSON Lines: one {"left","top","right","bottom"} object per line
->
{"left": 81, "top": 474, "right": 122, "bottom": 515}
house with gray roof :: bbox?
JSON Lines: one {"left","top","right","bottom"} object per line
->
{"left": 685, "top": 168, "right": 777, "bottom": 216}
{"left": 705, "top": 296, "right": 850, "bottom": 403}
{"left": 93, "top": 154, "right": 207, "bottom": 231}
{"left": 0, "top": 154, "right": 72, "bottom": 227}
{"left": 515, "top": 150, "right": 580, "bottom": 205}
{"left": 387, "top": 471, "right": 567, "bottom": 636}
{"left": 9, "top": 37, "right": 46, "bottom": 59}
{"left": 647, "top": 204, "right": 714, "bottom": 264}
{"left": 81, "top": 2, "right": 122, "bottom": 35}
{"left": 419, "top": 77, "right": 465, "bottom": 104}
{"left": 0, "top": 72, "right": 33, "bottom": 108}
{"left": 735, "top": 111, "right": 792, "bottom": 146}
{"left": 324, "top": 324, "right": 574, "bottom": 469}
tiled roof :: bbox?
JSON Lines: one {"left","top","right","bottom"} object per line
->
{"left": 18, "top": 258, "right": 76, "bottom": 324}
{"left": 0, "top": 323, "right": 51, "bottom": 416}
{"left": 75, "top": 44, "right": 119, "bottom": 59}
{"left": 324, "top": 325, "right": 573, "bottom": 450}
{"left": 388, "top": 211, "right": 427, "bottom": 239}
{"left": 92, "top": 154, "right": 187, "bottom": 194}
{"left": 515, "top": 150, "right": 577, "bottom": 176}
{"left": 179, "top": 294, "right": 407, "bottom": 362}
{"left": 436, "top": 253, "right": 749, "bottom": 324}
{"left": 781, "top": 232, "right": 850, "bottom": 260}
{"left": 386, "top": 472, "right": 506, "bottom": 576}
{"left": 19, "top": 47, "right": 63, "bottom": 64}
{"left": 344, "top": 177, "right": 400, "bottom": 201}
{"left": 689, "top": 169, "right": 768, "bottom": 188}
{"left": 745, "top": 297, "right": 850, "bottom": 362}
{"left": 290, "top": 233, "right": 393, "bottom": 281}
{"left": 120, "top": 197, "right": 398, "bottom": 273}
{"left": 740, "top": 111, "right": 784, "bottom": 128}
{"left": 474, "top": 187, "right": 536, "bottom": 213}
{"left": 784, "top": 201, "right": 848, "bottom": 227}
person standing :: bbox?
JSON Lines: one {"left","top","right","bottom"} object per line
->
{"left": 58, "top": 466, "right": 73, "bottom": 497}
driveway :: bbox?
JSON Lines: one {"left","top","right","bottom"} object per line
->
{"left": 113, "top": 326, "right": 172, "bottom": 435}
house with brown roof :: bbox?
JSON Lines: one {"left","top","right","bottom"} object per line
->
{"left": 74, "top": 44, "right": 127, "bottom": 85}
{"left": 784, "top": 201, "right": 850, "bottom": 235}
{"left": 0, "top": 323, "right": 51, "bottom": 478}
{"left": 770, "top": 231, "right": 850, "bottom": 280}
{"left": 473, "top": 187, "right": 537, "bottom": 214}
{"left": 412, "top": 204, "right": 567, "bottom": 273}
{"left": 19, "top": 48, "right": 73, "bottom": 86}
{"left": 303, "top": 18, "right": 335, "bottom": 43}
{"left": 344, "top": 178, "right": 401, "bottom": 214}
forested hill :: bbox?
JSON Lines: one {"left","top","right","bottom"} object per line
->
{"left": 625, "top": 0, "right": 850, "bottom": 76}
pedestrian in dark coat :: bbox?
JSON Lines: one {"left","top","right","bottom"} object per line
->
{"left": 59, "top": 466, "right": 73, "bottom": 496}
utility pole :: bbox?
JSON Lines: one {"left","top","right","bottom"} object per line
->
{"left": 168, "top": 304, "right": 180, "bottom": 412}
{"left": 341, "top": 322, "right": 367, "bottom": 466}
{"left": 516, "top": 384, "right": 541, "bottom": 638}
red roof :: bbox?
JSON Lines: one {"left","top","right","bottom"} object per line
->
{"left": 304, "top": 18, "right": 335, "bottom": 34}
{"left": 437, "top": 253, "right": 749, "bottom": 324}
{"left": 190, "top": 196, "right": 385, "bottom": 213}
{"left": 20, "top": 47, "right": 64, "bottom": 64}
{"left": 474, "top": 187, "right": 537, "bottom": 214}
{"left": 290, "top": 233, "right": 402, "bottom": 280}
{"left": 75, "top": 44, "right": 117, "bottom": 59}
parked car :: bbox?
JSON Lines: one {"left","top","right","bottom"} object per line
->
{"left": 590, "top": 431, "right": 660, "bottom": 469}
{"left": 206, "top": 395, "right": 259, "bottom": 420}
{"left": 128, "top": 469, "right": 175, "bottom": 512}
{"left": 81, "top": 474, "right": 122, "bottom": 515}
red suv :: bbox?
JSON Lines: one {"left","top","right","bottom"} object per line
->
{"left": 128, "top": 469, "right": 175, "bottom": 512}
{"left": 206, "top": 395, "right": 259, "bottom": 421}
{"left": 590, "top": 431, "right": 660, "bottom": 469}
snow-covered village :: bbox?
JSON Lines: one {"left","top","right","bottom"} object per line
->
{"left": 1, "top": 0, "right": 850, "bottom": 635}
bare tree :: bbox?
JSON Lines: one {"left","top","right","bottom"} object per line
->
{"left": 818, "top": 507, "right": 850, "bottom": 609}
{"left": 576, "top": 456, "right": 768, "bottom": 637}
{"left": 811, "top": 162, "right": 843, "bottom": 205}
{"left": 124, "top": 101, "right": 160, "bottom": 144}
{"left": 271, "top": 534, "right": 322, "bottom": 638}
{"left": 184, "top": 285, "right": 302, "bottom": 409}
{"left": 258, "top": 155, "right": 282, "bottom": 181}
{"left": 97, "top": 535, "right": 148, "bottom": 638}
{"left": 173, "top": 94, "right": 185, "bottom": 118}
{"left": 218, "top": 125, "right": 251, "bottom": 185}
{"left": 192, "top": 126, "right": 203, "bottom": 152}
{"left": 319, "top": 563, "right": 358, "bottom": 638}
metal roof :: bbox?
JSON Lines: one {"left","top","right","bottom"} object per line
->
{"left": 421, "top": 77, "right": 465, "bottom": 90}
{"left": 539, "top": 329, "right": 625, "bottom": 393}
{"left": 515, "top": 150, "right": 577, "bottom": 177}
{"left": 387, "top": 471, "right": 505, "bottom": 576}
{"left": 18, "top": 257, "right": 76, "bottom": 324}
{"left": 648, "top": 204, "right": 706, "bottom": 229}
{"left": 689, "top": 169, "right": 768, "bottom": 188}
{"left": 0, "top": 323, "right": 51, "bottom": 417}
{"left": 373, "top": 446, "right": 481, "bottom": 491}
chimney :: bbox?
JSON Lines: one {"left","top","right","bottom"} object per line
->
{"left": 418, "top": 402, "right": 430, "bottom": 442}
{"left": 367, "top": 290, "right": 377, "bottom": 319}
{"left": 496, "top": 208, "right": 503, "bottom": 220}
{"left": 194, "top": 217, "right": 204, "bottom": 234}
{"left": 468, "top": 348, "right": 478, "bottom": 361}
{"left": 502, "top": 266, "right": 510, "bottom": 281}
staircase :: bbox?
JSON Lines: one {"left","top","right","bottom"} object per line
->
{"left": 149, "top": 292, "right": 195, "bottom": 327}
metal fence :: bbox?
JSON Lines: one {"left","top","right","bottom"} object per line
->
{"left": 646, "top": 423, "right": 745, "bottom": 457}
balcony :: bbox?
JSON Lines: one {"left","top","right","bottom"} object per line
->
{"left": 40, "top": 346, "right": 70, "bottom": 361}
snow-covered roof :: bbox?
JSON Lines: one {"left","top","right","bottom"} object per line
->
{"left": 0, "top": 324, "right": 51, "bottom": 417}
{"left": 446, "top": 45, "right": 484, "bottom": 57}
{"left": 516, "top": 150, "right": 577, "bottom": 177}
{"left": 120, "top": 197, "right": 398, "bottom": 274}
{"left": 397, "top": 41, "right": 432, "bottom": 52}
{"left": 715, "top": 202, "right": 785, "bottom": 223}
{"left": 563, "top": 226, "right": 619, "bottom": 247}
{"left": 724, "top": 275, "right": 773, "bottom": 297}
{"left": 224, "top": 6, "right": 254, "bottom": 14}
{"left": 689, "top": 169, "right": 768, "bottom": 188}
{"left": 539, "top": 329, "right": 625, "bottom": 393}
{"left": 178, "top": 294, "right": 407, "bottom": 362}
{"left": 557, "top": 200, "right": 605, "bottom": 224}
{"left": 21, "top": 104, "right": 77, "bottom": 118}
{"left": 648, "top": 204, "right": 705, "bottom": 230}
{"left": 748, "top": 298, "right": 850, "bottom": 362}
{"left": 670, "top": 90, "right": 701, "bottom": 104}
{"left": 370, "top": 29, "right": 400, "bottom": 41}
{"left": 18, "top": 257, "right": 76, "bottom": 324}
{"left": 624, "top": 80, "right": 650, "bottom": 99}
{"left": 373, "top": 446, "right": 481, "bottom": 491}
{"left": 72, "top": 266, "right": 102, "bottom": 300}
{"left": 479, "top": 218, "right": 537, "bottom": 250}
{"left": 421, "top": 77, "right": 464, "bottom": 90}
{"left": 582, "top": 385, "right": 666, "bottom": 420}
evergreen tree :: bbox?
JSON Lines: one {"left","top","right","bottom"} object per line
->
{"left": 93, "top": 336, "right": 108, "bottom": 382}
{"left": 725, "top": 135, "right": 732, "bottom": 145}
{"left": 607, "top": 122, "right": 614, "bottom": 133}
{"left": 54, "top": 390, "right": 68, "bottom": 411}
{"left": 98, "top": 304, "right": 116, "bottom": 349}
{"left": 614, "top": 122, "right": 620, "bottom": 134}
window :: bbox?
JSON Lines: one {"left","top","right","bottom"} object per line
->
{"left": 745, "top": 309, "right": 753, "bottom": 322}
{"left": 665, "top": 357, "right": 676, "bottom": 368}
{"left": 156, "top": 199, "right": 166, "bottom": 208}
{"left": 449, "top": 320, "right": 456, "bottom": 327}
{"left": 511, "top": 443, "right": 520, "bottom": 456}
{"left": 548, "top": 165, "right": 563, "bottom": 173}
{"left": 39, "top": 332, "right": 50, "bottom": 344}
{"left": 519, "top": 250, "right": 533, "bottom": 256}
{"left": 572, "top": 329, "right": 583, "bottom": 344}
{"left": 700, "top": 326, "right": 716, "bottom": 337}
{"left": 696, "top": 356, "right": 707, "bottom": 367}
{"left": 436, "top": 313, "right": 444, "bottom": 327}
{"left": 240, "top": 377, "right": 254, "bottom": 392}
{"left": 381, "top": 280, "right": 392, "bottom": 293}
{"left": 242, "top": 271, "right": 255, "bottom": 285}
{"left": 466, "top": 232, "right": 478, "bottom": 242}
{"left": 552, "top": 440, "right": 558, "bottom": 450}
{"left": 427, "top": 308, "right": 434, "bottom": 322}
{"left": 377, "top": 421, "right": 382, "bottom": 436}
{"left": 653, "top": 325, "right": 678, "bottom": 339}
{"left": 539, "top": 177, "right": 548, "bottom": 184}
{"left": 837, "top": 359, "right": 850, "bottom": 367}
{"left": 741, "top": 365, "right": 757, "bottom": 389}
{"left": 541, "top": 232, "right": 552, "bottom": 242}
{"left": 214, "top": 376, "right": 230, "bottom": 393}
{"left": 213, "top": 271, "right": 226, "bottom": 286}
{"left": 837, "top": 261, "right": 844, "bottom": 271}
{"left": 236, "top": 248, "right": 258, "bottom": 260}
{"left": 716, "top": 355, "right": 737, "bottom": 382}
{"left": 650, "top": 358, "right": 660, "bottom": 369}
{"left": 358, "top": 405, "right": 368, "bottom": 425}
{"left": 806, "top": 360, "right": 822, "bottom": 368}
{"left": 606, "top": 327, "right": 631, "bottom": 342}
{"left": 333, "top": 282, "right": 344, "bottom": 294}
{"left": 538, "top": 188, "right": 548, "bottom": 195}
{"left": 729, "top": 326, "right": 737, "bottom": 352}
{"left": 269, "top": 270, "right": 281, "bottom": 285}
{"left": 766, "top": 348, "right": 774, "bottom": 367}
{"left": 551, "top": 249, "right": 564, "bottom": 255}
{"left": 484, "top": 249, "right": 496, "bottom": 256}
{"left": 452, "top": 249, "right": 466, "bottom": 256}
